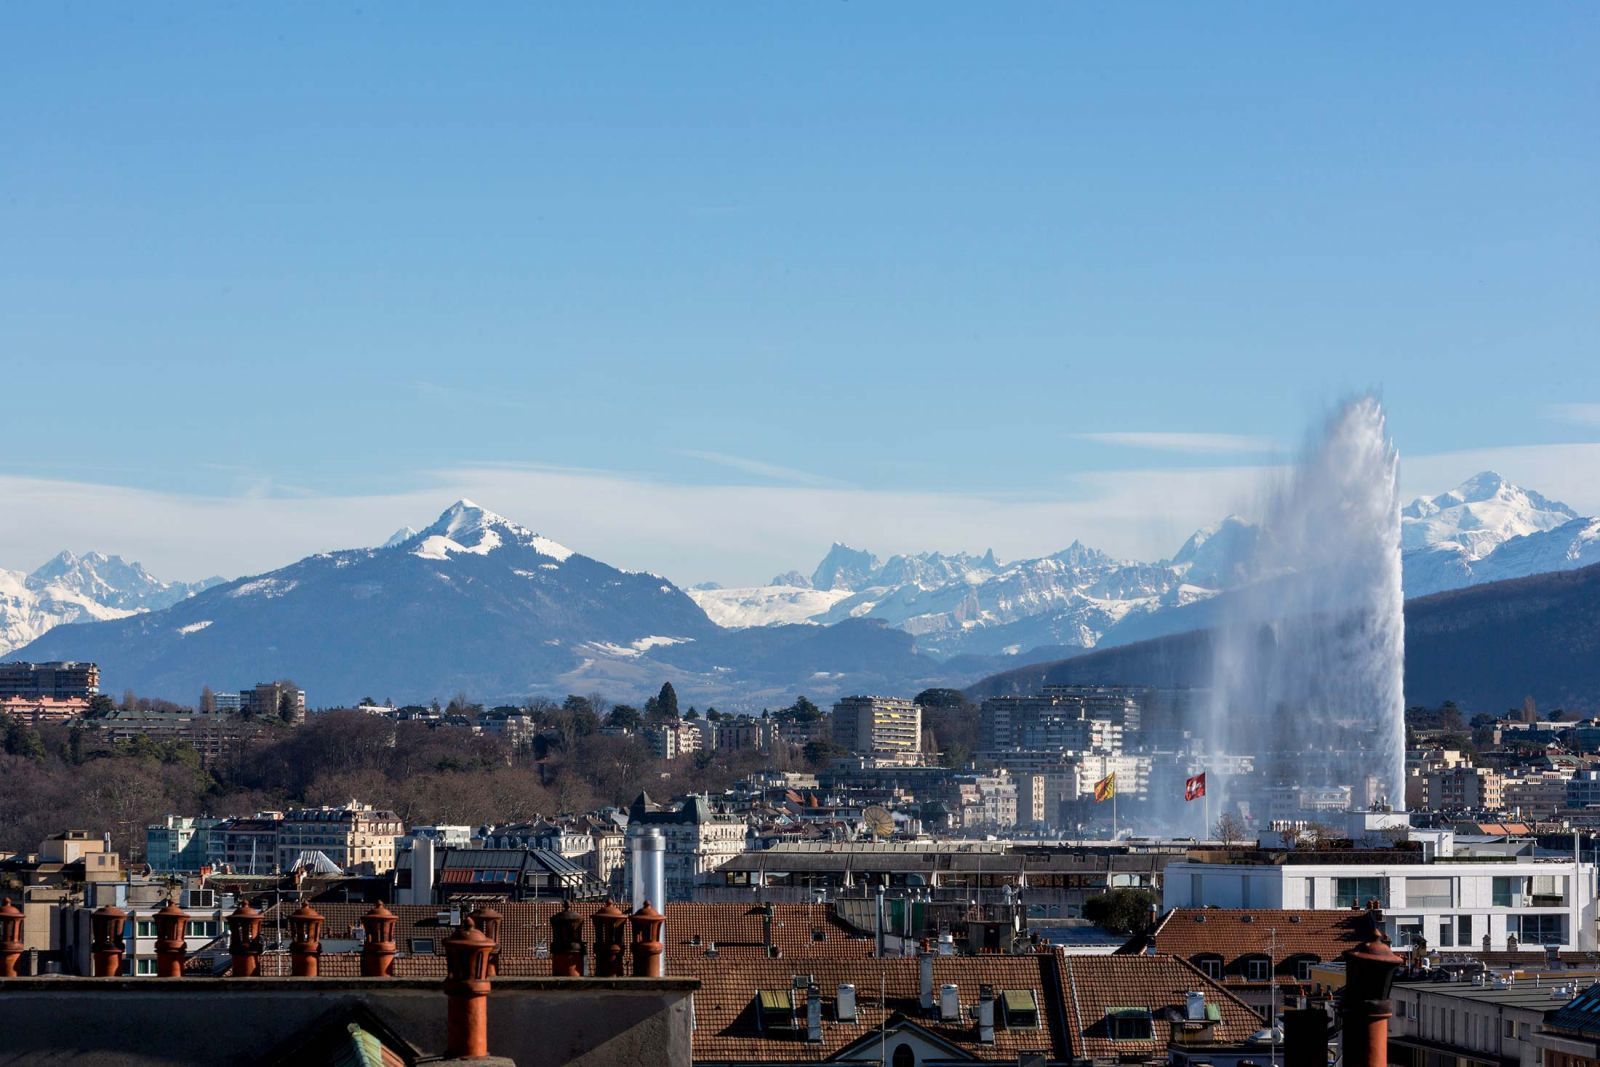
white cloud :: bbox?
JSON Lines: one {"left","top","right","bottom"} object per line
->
{"left": 678, "top": 449, "right": 843, "bottom": 487}
{"left": 4, "top": 442, "right": 1597, "bottom": 590}
{"left": 1072, "top": 431, "right": 1277, "bottom": 454}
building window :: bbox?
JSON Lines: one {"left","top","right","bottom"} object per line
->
{"left": 892, "top": 1044, "right": 915, "bottom": 1067}
{"left": 136, "top": 920, "right": 155, "bottom": 938}
{"left": 1293, "top": 956, "right": 1319, "bottom": 981}
{"left": 410, "top": 938, "right": 436, "bottom": 955}
{"left": 1334, "top": 877, "right": 1384, "bottom": 909}
{"left": 1492, "top": 876, "right": 1522, "bottom": 908}
{"left": 1109, "top": 1009, "right": 1154, "bottom": 1040}
{"left": 1511, "top": 914, "right": 1565, "bottom": 945}
{"left": 1193, "top": 955, "right": 1223, "bottom": 979}
{"left": 1406, "top": 876, "right": 1453, "bottom": 908}
{"left": 1244, "top": 956, "right": 1271, "bottom": 982}
{"left": 135, "top": 958, "right": 155, "bottom": 975}
{"left": 1459, "top": 915, "right": 1473, "bottom": 946}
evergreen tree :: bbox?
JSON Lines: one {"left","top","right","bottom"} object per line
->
{"left": 657, "top": 682, "right": 680, "bottom": 720}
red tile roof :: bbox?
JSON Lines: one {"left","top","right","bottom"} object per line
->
{"left": 1145, "top": 908, "right": 1369, "bottom": 987}
{"left": 1056, "top": 954, "right": 1267, "bottom": 1061}
{"left": 678, "top": 952, "right": 1066, "bottom": 1063}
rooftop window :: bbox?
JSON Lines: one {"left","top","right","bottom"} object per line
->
{"left": 1109, "top": 1008, "right": 1154, "bottom": 1041}
{"left": 1001, "top": 989, "right": 1039, "bottom": 1029}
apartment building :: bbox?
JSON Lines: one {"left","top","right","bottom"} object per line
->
{"left": 1164, "top": 849, "right": 1598, "bottom": 952}
{"left": 1504, "top": 771, "right": 1572, "bottom": 819}
{"left": 979, "top": 687, "right": 1134, "bottom": 754}
{"left": 144, "top": 816, "right": 224, "bottom": 872}
{"left": 0, "top": 660, "right": 99, "bottom": 699}
{"left": 274, "top": 801, "right": 404, "bottom": 874}
{"left": 1424, "top": 766, "right": 1505, "bottom": 812}
{"left": 240, "top": 681, "right": 306, "bottom": 723}
{"left": 644, "top": 718, "right": 703, "bottom": 760}
{"left": 625, "top": 793, "right": 745, "bottom": 902}
{"left": 830, "top": 696, "right": 921, "bottom": 757}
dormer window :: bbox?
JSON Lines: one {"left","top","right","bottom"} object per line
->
{"left": 1193, "top": 954, "right": 1223, "bottom": 979}
{"left": 1109, "top": 1008, "right": 1154, "bottom": 1041}
{"left": 1001, "top": 989, "right": 1039, "bottom": 1029}
{"left": 1244, "top": 955, "right": 1272, "bottom": 982}
{"left": 757, "top": 989, "right": 793, "bottom": 1032}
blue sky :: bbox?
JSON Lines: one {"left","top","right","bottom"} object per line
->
{"left": 2, "top": 5, "right": 1597, "bottom": 584}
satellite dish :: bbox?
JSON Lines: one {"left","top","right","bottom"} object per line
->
{"left": 863, "top": 806, "right": 894, "bottom": 839}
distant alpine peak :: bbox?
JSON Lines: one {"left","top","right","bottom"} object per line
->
{"left": 1405, "top": 470, "right": 1576, "bottom": 520}
{"left": 382, "top": 526, "right": 419, "bottom": 548}
{"left": 411, "top": 500, "right": 574, "bottom": 563}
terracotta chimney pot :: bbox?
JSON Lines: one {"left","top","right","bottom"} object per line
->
{"left": 630, "top": 900, "right": 665, "bottom": 978}
{"left": 0, "top": 897, "right": 25, "bottom": 978}
{"left": 550, "top": 899, "right": 585, "bottom": 977}
{"left": 590, "top": 899, "right": 629, "bottom": 977}
{"left": 227, "top": 901, "right": 264, "bottom": 977}
{"left": 287, "top": 901, "right": 324, "bottom": 977}
{"left": 152, "top": 899, "right": 190, "bottom": 978}
{"left": 468, "top": 905, "right": 503, "bottom": 977}
{"left": 91, "top": 903, "right": 127, "bottom": 977}
{"left": 443, "top": 917, "right": 495, "bottom": 1059}
{"left": 360, "top": 902, "right": 398, "bottom": 977}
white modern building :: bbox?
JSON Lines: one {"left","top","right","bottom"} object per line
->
{"left": 1164, "top": 852, "right": 1598, "bottom": 952}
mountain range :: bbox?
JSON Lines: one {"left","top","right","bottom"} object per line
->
{"left": 5, "top": 472, "right": 1598, "bottom": 708}
{"left": 689, "top": 471, "right": 1597, "bottom": 656}
{"left": 0, "top": 553, "right": 220, "bottom": 656}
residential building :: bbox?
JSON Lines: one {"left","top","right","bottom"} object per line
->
{"left": 0, "top": 694, "right": 90, "bottom": 725}
{"left": 716, "top": 716, "right": 775, "bottom": 752}
{"left": 980, "top": 686, "right": 1140, "bottom": 752}
{"left": 274, "top": 801, "right": 403, "bottom": 874}
{"left": 1571, "top": 771, "right": 1600, "bottom": 810}
{"left": 1391, "top": 974, "right": 1581, "bottom": 1067}
{"left": 830, "top": 695, "right": 921, "bottom": 757}
{"left": 1424, "top": 766, "right": 1504, "bottom": 811}
{"left": 1504, "top": 771, "right": 1572, "bottom": 820}
{"left": 239, "top": 681, "right": 306, "bottom": 723}
{"left": 144, "top": 816, "right": 224, "bottom": 873}
{"left": 93, "top": 707, "right": 268, "bottom": 766}
{"left": 644, "top": 718, "right": 703, "bottom": 761}
{"left": 1163, "top": 847, "right": 1598, "bottom": 952}
{"left": 205, "top": 813, "right": 284, "bottom": 875}
{"left": 0, "top": 660, "right": 99, "bottom": 699}
{"left": 626, "top": 792, "right": 746, "bottom": 902}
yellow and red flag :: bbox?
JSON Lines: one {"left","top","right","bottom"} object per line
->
{"left": 1093, "top": 773, "right": 1116, "bottom": 803}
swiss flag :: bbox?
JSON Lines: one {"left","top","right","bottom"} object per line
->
{"left": 1185, "top": 772, "right": 1206, "bottom": 802}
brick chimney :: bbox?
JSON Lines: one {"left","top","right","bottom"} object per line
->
{"left": 152, "top": 899, "right": 189, "bottom": 978}
{"left": 287, "top": 902, "right": 324, "bottom": 977}
{"left": 591, "top": 899, "right": 628, "bottom": 977}
{"left": 443, "top": 917, "right": 495, "bottom": 1060}
{"left": 550, "top": 899, "right": 586, "bottom": 977}
{"left": 467, "top": 905, "right": 502, "bottom": 978}
{"left": 226, "top": 901, "right": 264, "bottom": 977}
{"left": 630, "top": 900, "right": 664, "bottom": 978}
{"left": 360, "top": 902, "right": 398, "bottom": 977}
{"left": 0, "top": 898, "right": 24, "bottom": 978}
{"left": 91, "top": 903, "right": 127, "bottom": 977}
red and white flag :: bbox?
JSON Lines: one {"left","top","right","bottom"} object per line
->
{"left": 1184, "top": 772, "right": 1206, "bottom": 802}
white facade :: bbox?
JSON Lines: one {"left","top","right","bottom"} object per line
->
{"left": 1164, "top": 858, "right": 1598, "bottom": 951}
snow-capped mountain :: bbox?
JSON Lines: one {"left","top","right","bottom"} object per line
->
{"left": 689, "top": 473, "right": 1597, "bottom": 659}
{"left": 691, "top": 526, "right": 1255, "bottom": 659}
{"left": 14, "top": 499, "right": 722, "bottom": 701}
{"left": 1401, "top": 472, "right": 1585, "bottom": 597}
{"left": 0, "top": 553, "right": 222, "bottom": 655}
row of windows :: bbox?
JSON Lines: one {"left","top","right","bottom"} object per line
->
{"left": 1190, "top": 954, "right": 1317, "bottom": 982}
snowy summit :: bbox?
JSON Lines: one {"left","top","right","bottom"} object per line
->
{"left": 400, "top": 500, "right": 574, "bottom": 563}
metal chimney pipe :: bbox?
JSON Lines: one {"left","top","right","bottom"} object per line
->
{"left": 920, "top": 951, "right": 934, "bottom": 1012}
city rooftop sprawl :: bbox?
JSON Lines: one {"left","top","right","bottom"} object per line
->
{"left": 7, "top": 659, "right": 1600, "bottom": 1064}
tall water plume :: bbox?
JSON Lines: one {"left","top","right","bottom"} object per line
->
{"left": 1206, "top": 396, "right": 1406, "bottom": 819}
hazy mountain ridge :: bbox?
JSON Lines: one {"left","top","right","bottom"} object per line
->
{"left": 689, "top": 472, "right": 1598, "bottom": 658}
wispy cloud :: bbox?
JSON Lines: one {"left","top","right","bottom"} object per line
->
{"left": 679, "top": 449, "right": 845, "bottom": 488}
{"left": 1073, "top": 431, "right": 1277, "bottom": 454}
{"left": 5, "top": 443, "right": 1599, "bottom": 589}
{"left": 1545, "top": 403, "right": 1600, "bottom": 428}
